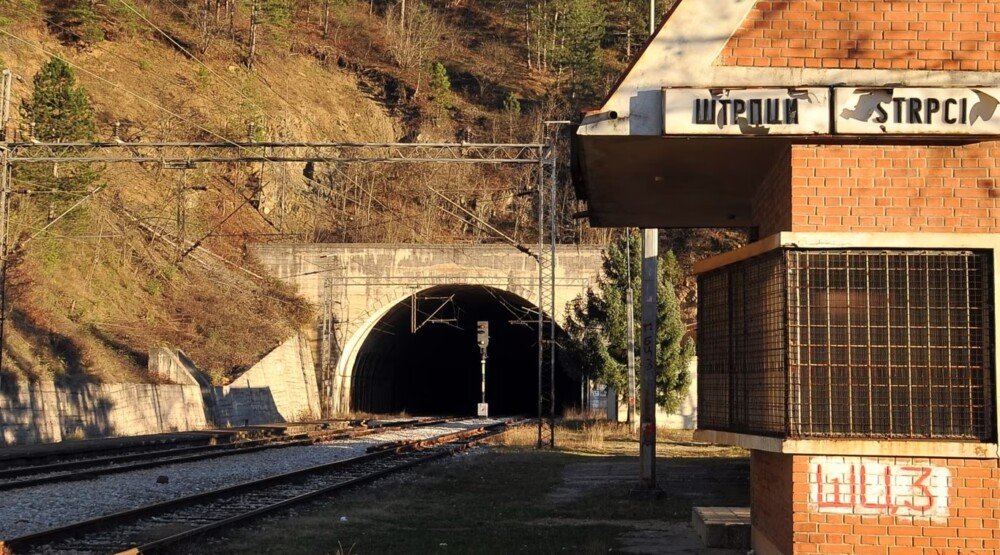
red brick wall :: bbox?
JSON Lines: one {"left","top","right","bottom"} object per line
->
{"left": 754, "top": 147, "right": 793, "bottom": 238}
{"left": 752, "top": 451, "right": 794, "bottom": 554}
{"left": 751, "top": 141, "right": 1000, "bottom": 234}
{"left": 717, "top": 0, "right": 1000, "bottom": 71}
{"left": 785, "top": 455, "right": 1000, "bottom": 554}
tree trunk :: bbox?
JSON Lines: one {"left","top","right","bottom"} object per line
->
{"left": 247, "top": 0, "right": 258, "bottom": 70}
{"left": 323, "top": 0, "right": 330, "bottom": 38}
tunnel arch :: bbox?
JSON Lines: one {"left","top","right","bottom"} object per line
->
{"left": 341, "top": 285, "right": 580, "bottom": 416}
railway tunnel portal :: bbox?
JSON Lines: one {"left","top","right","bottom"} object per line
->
{"left": 253, "top": 244, "right": 605, "bottom": 416}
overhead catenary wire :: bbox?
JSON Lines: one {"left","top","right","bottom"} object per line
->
{"left": 15, "top": 185, "right": 105, "bottom": 250}
{"left": 5, "top": 7, "right": 541, "bottom": 251}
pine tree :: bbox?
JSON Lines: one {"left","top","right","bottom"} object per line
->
{"left": 66, "top": 0, "right": 106, "bottom": 44}
{"left": 565, "top": 230, "right": 694, "bottom": 412}
{"left": 19, "top": 57, "right": 100, "bottom": 197}
{"left": 22, "top": 57, "right": 97, "bottom": 142}
{"left": 554, "top": 0, "right": 606, "bottom": 103}
{"left": 429, "top": 62, "right": 453, "bottom": 110}
{"left": 502, "top": 92, "right": 521, "bottom": 117}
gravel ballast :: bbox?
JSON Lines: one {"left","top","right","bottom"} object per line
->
{"left": 0, "top": 419, "right": 501, "bottom": 539}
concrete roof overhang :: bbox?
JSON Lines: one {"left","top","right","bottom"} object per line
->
{"left": 577, "top": 0, "right": 1000, "bottom": 229}
{"left": 576, "top": 135, "right": 788, "bottom": 228}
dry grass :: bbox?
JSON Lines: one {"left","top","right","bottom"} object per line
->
{"left": 337, "top": 411, "right": 413, "bottom": 421}
{"left": 490, "top": 418, "right": 747, "bottom": 459}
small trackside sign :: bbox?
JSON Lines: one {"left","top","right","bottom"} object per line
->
{"left": 835, "top": 87, "right": 1000, "bottom": 135}
{"left": 663, "top": 87, "right": 832, "bottom": 135}
{"left": 477, "top": 403, "right": 489, "bottom": 417}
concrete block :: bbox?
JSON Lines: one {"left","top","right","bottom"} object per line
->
{"left": 692, "top": 507, "right": 750, "bottom": 549}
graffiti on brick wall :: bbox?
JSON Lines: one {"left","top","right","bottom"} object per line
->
{"left": 809, "top": 457, "right": 951, "bottom": 517}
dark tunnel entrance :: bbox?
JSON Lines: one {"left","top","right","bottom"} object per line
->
{"left": 350, "top": 285, "right": 580, "bottom": 416}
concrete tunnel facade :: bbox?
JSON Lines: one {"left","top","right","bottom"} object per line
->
{"left": 251, "top": 244, "right": 605, "bottom": 416}
{"left": 347, "top": 285, "right": 579, "bottom": 416}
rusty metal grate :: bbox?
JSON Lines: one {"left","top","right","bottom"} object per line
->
{"left": 698, "top": 248, "right": 995, "bottom": 441}
{"left": 698, "top": 250, "right": 787, "bottom": 436}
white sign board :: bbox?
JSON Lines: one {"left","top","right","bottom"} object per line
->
{"left": 663, "top": 88, "right": 831, "bottom": 135}
{"left": 809, "top": 457, "right": 951, "bottom": 518}
{"left": 835, "top": 87, "right": 1000, "bottom": 135}
{"left": 477, "top": 403, "right": 489, "bottom": 417}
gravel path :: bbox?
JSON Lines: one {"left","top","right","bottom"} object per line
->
{"left": 0, "top": 419, "right": 501, "bottom": 539}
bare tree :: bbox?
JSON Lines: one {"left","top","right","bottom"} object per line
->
{"left": 384, "top": 0, "right": 445, "bottom": 99}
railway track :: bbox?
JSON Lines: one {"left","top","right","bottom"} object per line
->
{"left": 0, "top": 417, "right": 457, "bottom": 492}
{"left": 0, "top": 419, "right": 518, "bottom": 555}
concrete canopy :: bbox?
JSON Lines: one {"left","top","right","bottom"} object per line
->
{"left": 575, "top": 0, "right": 1000, "bottom": 228}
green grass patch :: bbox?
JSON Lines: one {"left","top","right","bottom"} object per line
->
{"left": 209, "top": 450, "right": 695, "bottom": 555}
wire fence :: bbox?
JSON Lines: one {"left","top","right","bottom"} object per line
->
{"left": 698, "top": 248, "right": 994, "bottom": 441}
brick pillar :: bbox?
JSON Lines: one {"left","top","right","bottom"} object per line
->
{"left": 746, "top": 140, "right": 1000, "bottom": 552}
{"left": 751, "top": 451, "right": 794, "bottom": 554}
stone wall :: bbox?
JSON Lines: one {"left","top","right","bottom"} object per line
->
{"left": 0, "top": 382, "right": 208, "bottom": 446}
{"left": 0, "top": 334, "right": 321, "bottom": 446}
{"left": 207, "top": 333, "right": 321, "bottom": 427}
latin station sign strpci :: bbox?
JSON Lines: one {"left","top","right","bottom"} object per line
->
{"left": 835, "top": 87, "right": 1000, "bottom": 135}
{"left": 663, "top": 87, "right": 1000, "bottom": 137}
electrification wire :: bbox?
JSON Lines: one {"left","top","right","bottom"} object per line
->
{"left": 16, "top": 186, "right": 106, "bottom": 250}
{"left": 0, "top": 28, "right": 276, "bottom": 154}
{"left": 112, "top": 1, "right": 540, "bottom": 253}
{"left": 0, "top": 25, "right": 543, "bottom": 257}
{"left": 0, "top": 28, "right": 301, "bottom": 270}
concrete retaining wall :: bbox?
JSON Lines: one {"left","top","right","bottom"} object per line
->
{"left": 0, "top": 334, "right": 322, "bottom": 446}
{"left": 207, "top": 334, "right": 321, "bottom": 427}
{"left": 0, "top": 382, "right": 208, "bottom": 446}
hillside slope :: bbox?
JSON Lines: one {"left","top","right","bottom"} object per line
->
{"left": 0, "top": 0, "right": 559, "bottom": 385}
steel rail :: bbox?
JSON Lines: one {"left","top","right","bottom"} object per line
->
{"left": 129, "top": 424, "right": 517, "bottom": 555}
{"left": 0, "top": 417, "right": 457, "bottom": 492}
{"left": 0, "top": 420, "right": 518, "bottom": 555}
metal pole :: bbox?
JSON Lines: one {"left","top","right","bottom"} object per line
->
{"left": 650, "top": 0, "right": 656, "bottom": 36}
{"left": 537, "top": 146, "right": 545, "bottom": 449}
{"left": 637, "top": 227, "right": 660, "bottom": 492}
{"left": 0, "top": 69, "right": 11, "bottom": 379}
{"left": 548, "top": 146, "right": 557, "bottom": 448}
{"left": 481, "top": 356, "right": 487, "bottom": 405}
{"left": 542, "top": 121, "right": 569, "bottom": 448}
{"left": 626, "top": 231, "right": 637, "bottom": 429}
{"left": 176, "top": 167, "right": 187, "bottom": 260}
{"left": 0, "top": 69, "right": 10, "bottom": 140}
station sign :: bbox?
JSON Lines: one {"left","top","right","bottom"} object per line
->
{"left": 663, "top": 87, "right": 832, "bottom": 135}
{"left": 835, "top": 87, "right": 1000, "bottom": 135}
{"left": 662, "top": 87, "right": 1000, "bottom": 137}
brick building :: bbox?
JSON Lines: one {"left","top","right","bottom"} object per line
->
{"left": 575, "top": 1, "right": 1000, "bottom": 553}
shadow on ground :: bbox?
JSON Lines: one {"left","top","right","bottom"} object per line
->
{"left": 202, "top": 443, "right": 749, "bottom": 555}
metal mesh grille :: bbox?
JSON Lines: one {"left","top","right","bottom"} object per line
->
{"left": 787, "top": 250, "right": 993, "bottom": 440}
{"left": 697, "top": 250, "right": 787, "bottom": 436}
{"left": 697, "top": 248, "right": 995, "bottom": 441}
